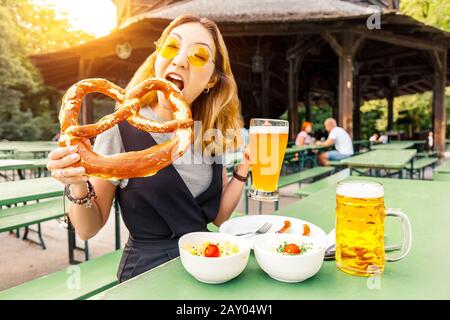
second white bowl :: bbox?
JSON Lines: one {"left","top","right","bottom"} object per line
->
{"left": 253, "top": 233, "right": 326, "bottom": 283}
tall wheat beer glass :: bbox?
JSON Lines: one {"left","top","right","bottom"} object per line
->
{"left": 335, "top": 181, "right": 412, "bottom": 276}
{"left": 248, "top": 119, "right": 289, "bottom": 201}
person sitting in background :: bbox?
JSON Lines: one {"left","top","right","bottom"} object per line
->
{"left": 378, "top": 131, "right": 388, "bottom": 144}
{"left": 427, "top": 131, "right": 433, "bottom": 151}
{"left": 316, "top": 118, "right": 354, "bottom": 166}
{"left": 295, "top": 121, "right": 313, "bottom": 146}
{"left": 369, "top": 131, "right": 380, "bottom": 143}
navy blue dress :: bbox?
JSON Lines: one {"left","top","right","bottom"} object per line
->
{"left": 115, "top": 121, "right": 223, "bottom": 282}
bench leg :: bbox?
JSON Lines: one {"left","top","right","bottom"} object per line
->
{"left": 37, "top": 223, "right": 46, "bottom": 250}
{"left": 84, "top": 241, "right": 89, "bottom": 261}
{"left": 68, "top": 220, "right": 77, "bottom": 265}
{"left": 258, "top": 201, "right": 263, "bottom": 215}
{"left": 23, "top": 226, "right": 29, "bottom": 240}
{"left": 274, "top": 201, "right": 279, "bottom": 212}
{"left": 22, "top": 224, "right": 46, "bottom": 250}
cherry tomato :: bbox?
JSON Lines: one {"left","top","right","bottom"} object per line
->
{"left": 204, "top": 244, "right": 221, "bottom": 257}
{"left": 303, "top": 224, "right": 311, "bottom": 236}
{"left": 283, "top": 243, "right": 301, "bottom": 255}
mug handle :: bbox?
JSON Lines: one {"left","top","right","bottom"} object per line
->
{"left": 385, "top": 208, "right": 412, "bottom": 262}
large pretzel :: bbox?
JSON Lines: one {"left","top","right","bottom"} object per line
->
{"left": 59, "top": 78, "right": 193, "bottom": 180}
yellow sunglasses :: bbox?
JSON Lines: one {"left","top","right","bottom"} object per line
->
{"left": 156, "top": 35, "right": 215, "bottom": 67}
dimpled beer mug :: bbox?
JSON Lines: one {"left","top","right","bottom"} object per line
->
{"left": 335, "top": 181, "right": 412, "bottom": 276}
{"left": 248, "top": 118, "right": 289, "bottom": 201}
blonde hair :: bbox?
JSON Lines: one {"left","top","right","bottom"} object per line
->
{"left": 125, "top": 14, "right": 244, "bottom": 154}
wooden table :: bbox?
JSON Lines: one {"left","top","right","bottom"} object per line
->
{"left": 0, "top": 177, "right": 121, "bottom": 260}
{"left": 433, "top": 161, "right": 450, "bottom": 181}
{"left": 0, "top": 177, "right": 64, "bottom": 206}
{"left": 0, "top": 159, "right": 48, "bottom": 180}
{"left": 342, "top": 149, "right": 416, "bottom": 178}
{"left": 284, "top": 145, "right": 328, "bottom": 171}
{"left": 89, "top": 177, "right": 450, "bottom": 300}
{"left": 371, "top": 141, "right": 415, "bottom": 150}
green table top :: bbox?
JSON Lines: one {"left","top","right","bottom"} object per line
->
{"left": 0, "top": 160, "right": 33, "bottom": 170}
{"left": 343, "top": 150, "right": 416, "bottom": 169}
{"left": 0, "top": 159, "right": 47, "bottom": 170}
{"left": 285, "top": 145, "right": 327, "bottom": 155}
{"left": 89, "top": 177, "right": 450, "bottom": 300}
{"left": 371, "top": 141, "right": 415, "bottom": 150}
{"left": 0, "top": 177, "right": 63, "bottom": 206}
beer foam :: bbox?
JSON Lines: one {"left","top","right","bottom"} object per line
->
{"left": 249, "top": 126, "right": 289, "bottom": 134}
{"left": 336, "top": 181, "right": 384, "bottom": 199}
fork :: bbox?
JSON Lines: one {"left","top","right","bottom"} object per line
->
{"left": 234, "top": 222, "right": 272, "bottom": 236}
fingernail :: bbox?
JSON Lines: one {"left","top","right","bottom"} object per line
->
{"left": 69, "top": 146, "right": 77, "bottom": 153}
{"left": 77, "top": 167, "right": 85, "bottom": 173}
{"left": 70, "top": 154, "right": 79, "bottom": 160}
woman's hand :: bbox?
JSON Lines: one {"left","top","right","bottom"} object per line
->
{"left": 47, "top": 140, "right": 90, "bottom": 185}
{"left": 242, "top": 144, "right": 251, "bottom": 166}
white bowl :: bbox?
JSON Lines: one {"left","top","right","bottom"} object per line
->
{"left": 179, "top": 232, "right": 251, "bottom": 284}
{"left": 253, "top": 233, "right": 326, "bottom": 283}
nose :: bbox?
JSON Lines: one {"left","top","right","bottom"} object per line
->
{"left": 171, "top": 50, "right": 188, "bottom": 69}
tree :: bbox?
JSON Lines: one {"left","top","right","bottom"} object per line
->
{"left": 400, "top": 0, "right": 450, "bottom": 32}
{"left": 0, "top": 0, "right": 93, "bottom": 140}
{"left": 6, "top": 0, "right": 93, "bottom": 54}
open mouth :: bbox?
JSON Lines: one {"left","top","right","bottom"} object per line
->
{"left": 165, "top": 73, "right": 184, "bottom": 91}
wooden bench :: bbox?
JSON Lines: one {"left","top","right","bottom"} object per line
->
{"left": 247, "top": 166, "right": 334, "bottom": 214}
{"left": 0, "top": 198, "right": 89, "bottom": 263}
{"left": 406, "top": 157, "right": 438, "bottom": 179}
{"left": 433, "top": 172, "right": 450, "bottom": 181}
{"left": 0, "top": 198, "right": 65, "bottom": 250}
{"left": 0, "top": 249, "right": 123, "bottom": 300}
{"left": 415, "top": 151, "right": 438, "bottom": 158}
{"left": 295, "top": 168, "right": 350, "bottom": 197}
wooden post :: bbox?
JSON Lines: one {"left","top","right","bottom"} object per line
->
{"left": 304, "top": 92, "right": 311, "bottom": 122}
{"left": 321, "top": 32, "right": 364, "bottom": 136}
{"left": 339, "top": 33, "right": 354, "bottom": 136}
{"left": 79, "top": 57, "right": 95, "bottom": 125}
{"left": 387, "top": 88, "right": 394, "bottom": 131}
{"left": 287, "top": 57, "right": 300, "bottom": 140}
{"left": 430, "top": 50, "right": 447, "bottom": 158}
{"left": 353, "top": 75, "right": 361, "bottom": 140}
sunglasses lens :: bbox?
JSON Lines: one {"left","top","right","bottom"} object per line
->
{"left": 187, "top": 44, "right": 211, "bottom": 67}
{"left": 159, "top": 36, "right": 180, "bottom": 59}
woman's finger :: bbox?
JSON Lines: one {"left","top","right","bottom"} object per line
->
{"left": 58, "top": 176, "right": 88, "bottom": 185}
{"left": 51, "top": 166, "right": 85, "bottom": 179}
{"left": 48, "top": 145, "right": 77, "bottom": 161}
{"left": 47, "top": 153, "right": 81, "bottom": 170}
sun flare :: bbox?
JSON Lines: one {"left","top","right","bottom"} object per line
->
{"left": 36, "top": 0, "right": 117, "bottom": 37}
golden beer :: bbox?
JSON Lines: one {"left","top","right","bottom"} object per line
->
{"left": 248, "top": 119, "right": 288, "bottom": 201}
{"left": 336, "top": 181, "right": 386, "bottom": 276}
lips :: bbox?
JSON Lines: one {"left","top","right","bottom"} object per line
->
{"left": 165, "top": 72, "right": 184, "bottom": 91}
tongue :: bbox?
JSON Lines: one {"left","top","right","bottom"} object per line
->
{"left": 170, "top": 79, "right": 184, "bottom": 91}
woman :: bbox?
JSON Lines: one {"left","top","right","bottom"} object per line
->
{"left": 46, "top": 15, "right": 248, "bottom": 282}
{"left": 295, "top": 121, "right": 313, "bottom": 146}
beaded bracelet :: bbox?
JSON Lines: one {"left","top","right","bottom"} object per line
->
{"left": 64, "top": 180, "right": 97, "bottom": 208}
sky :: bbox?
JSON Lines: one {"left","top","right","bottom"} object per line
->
{"left": 35, "top": 0, "right": 117, "bottom": 37}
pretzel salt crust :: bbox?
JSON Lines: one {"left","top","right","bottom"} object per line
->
{"left": 59, "top": 78, "right": 193, "bottom": 180}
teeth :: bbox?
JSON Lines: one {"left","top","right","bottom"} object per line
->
{"left": 168, "top": 74, "right": 182, "bottom": 81}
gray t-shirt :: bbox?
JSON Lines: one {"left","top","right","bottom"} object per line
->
{"left": 93, "top": 107, "right": 215, "bottom": 198}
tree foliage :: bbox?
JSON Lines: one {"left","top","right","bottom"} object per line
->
{"left": 400, "top": 0, "right": 450, "bottom": 32}
{"left": 0, "top": 0, "right": 93, "bottom": 141}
